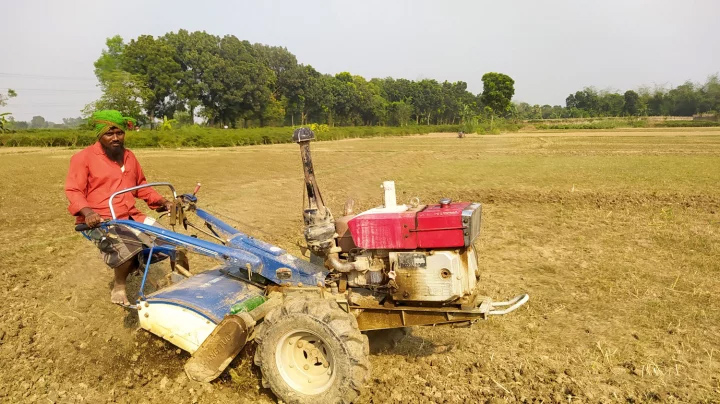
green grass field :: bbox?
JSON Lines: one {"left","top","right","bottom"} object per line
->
{"left": 0, "top": 128, "right": 718, "bottom": 402}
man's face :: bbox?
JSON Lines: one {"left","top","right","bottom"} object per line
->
{"left": 98, "top": 127, "right": 126, "bottom": 161}
{"left": 99, "top": 127, "right": 125, "bottom": 150}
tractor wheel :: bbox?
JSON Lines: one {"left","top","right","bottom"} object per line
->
{"left": 254, "top": 297, "right": 370, "bottom": 404}
{"left": 364, "top": 327, "right": 411, "bottom": 353}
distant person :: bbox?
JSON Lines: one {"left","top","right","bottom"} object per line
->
{"left": 65, "top": 110, "right": 173, "bottom": 307}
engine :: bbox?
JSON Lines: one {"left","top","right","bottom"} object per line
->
{"left": 334, "top": 182, "right": 481, "bottom": 303}
{"left": 294, "top": 128, "right": 482, "bottom": 305}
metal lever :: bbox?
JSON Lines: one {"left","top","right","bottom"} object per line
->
{"left": 293, "top": 128, "right": 336, "bottom": 256}
{"left": 293, "top": 128, "right": 326, "bottom": 214}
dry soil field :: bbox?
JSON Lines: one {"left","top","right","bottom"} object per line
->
{"left": 0, "top": 128, "right": 719, "bottom": 403}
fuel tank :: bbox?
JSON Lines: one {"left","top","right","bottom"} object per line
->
{"left": 347, "top": 201, "right": 482, "bottom": 250}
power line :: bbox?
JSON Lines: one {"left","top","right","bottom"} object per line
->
{"left": 0, "top": 87, "right": 99, "bottom": 94}
{"left": 0, "top": 72, "right": 97, "bottom": 81}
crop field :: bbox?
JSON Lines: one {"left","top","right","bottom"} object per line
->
{"left": 0, "top": 128, "right": 719, "bottom": 403}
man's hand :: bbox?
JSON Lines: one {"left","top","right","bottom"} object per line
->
{"left": 156, "top": 198, "right": 174, "bottom": 213}
{"left": 80, "top": 208, "right": 103, "bottom": 228}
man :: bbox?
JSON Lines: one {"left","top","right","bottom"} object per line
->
{"left": 65, "top": 110, "right": 173, "bottom": 306}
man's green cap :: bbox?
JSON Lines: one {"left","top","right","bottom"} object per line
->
{"left": 90, "top": 110, "right": 137, "bottom": 137}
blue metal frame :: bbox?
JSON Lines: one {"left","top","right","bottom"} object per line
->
{"left": 142, "top": 267, "right": 265, "bottom": 323}
{"left": 101, "top": 209, "right": 327, "bottom": 288}
{"left": 139, "top": 244, "right": 154, "bottom": 300}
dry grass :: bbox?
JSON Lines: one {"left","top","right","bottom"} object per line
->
{"left": 0, "top": 128, "right": 718, "bottom": 402}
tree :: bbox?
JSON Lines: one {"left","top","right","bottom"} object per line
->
{"left": 91, "top": 37, "right": 147, "bottom": 122}
{"left": 623, "top": 90, "right": 640, "bottom": 116}
{"left": 279, "top": 65, "right": 310, "bottom": 125}
{"left": 160, "top": 115, "right": 177, "bottom": 130}
{"left": 668, "top": 81, "right": 700, "bottom": 116}
{"left": 701, "top": 74, "right": 720, "bottom": 114}
{"left": 350, "top": 76, "right": 387, "bottom": 125}
{"left": 566, "top": 87, "right": 600, "bottom": 115}
{"left": 162, "top": 30, "right": 210, "bottom": 124}
{"left": 301, "top": 67, "right": 335, "bottom": 125}
{"left": 252, "top": 43, "right": 305, "bottom": 125}
{"left": 190, "top": 35, "right": 274, "bottom": 127}
{"left": 30, "top": 116, "right": 48, "bottom": 129}
{"left": 598, "top": 92, "right": 624, "bottom": 116}
{"left": 410, "top": 79, "right": 442, "bottom": 125}
{"left": 387, "top": 101, "right": 412, "bottom": 126}
{"left": 12, "top": 120, "right": 29, "bottom": 130}
{"left": 122, "top": 35, "right": 183, "bottom": 125}
{"left": 62, "top": 117, "right": 85, "bottom": 128}
{"left": 259, "top": 95, "right": 286, "bottom": 126}
{"left": 438, "top": 81, "right": 474, "bottom": 124}
{"left": 173, "top": 111, "right": 193, "bottom": 127}
{"left": 0, "top": 89, "right": 17, "bottom": 107}
{"left": 84, "top": 71, "right": 149, "bottom": 122}
{"left": 481, "top": 73, "right": 515, "bottom": 120}
{"left": 94, "top": 36, "right": 126, "bottom": 86}
{"left": 0, "top": 113, "right": 11, "bottom": 133}
{"left": 0, "top": 89, "right": 17, "bottom": 133}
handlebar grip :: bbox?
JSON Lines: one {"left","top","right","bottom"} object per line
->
{"left": 75, "top": 224, "right": 91, "bottom": 231}
{"left": 193, "top": 182, "right": 202, "bottom": 195}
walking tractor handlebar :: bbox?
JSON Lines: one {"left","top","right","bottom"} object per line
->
{"left": 108, "top": 182, "right": 178, "bottom": 220}
{"left": 74, "top": 223, "right": 92, "bottom": 232}
{"left": 74, "top": 182, "right": 184, "bottom": 231}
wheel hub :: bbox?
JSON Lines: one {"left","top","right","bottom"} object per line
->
{"left": 276, "top": 330, "right": 335, "bottom": 394}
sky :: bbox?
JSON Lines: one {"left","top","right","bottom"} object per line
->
{"left": 1, "top": 0, "right": 719, "bottom": 122}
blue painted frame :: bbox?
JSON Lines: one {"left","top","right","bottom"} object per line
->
{"left": 100, "top": 209, "right": 327, "bottom": 288}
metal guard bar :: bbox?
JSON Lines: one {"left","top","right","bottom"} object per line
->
{"left": 488, "top": 294, "right": 529, "bottom": 316}
{"left": 108, "top": 182, "right": 177, "bottom": 220}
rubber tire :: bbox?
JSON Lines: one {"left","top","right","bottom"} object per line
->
{"left": 254, "top": 297, "right": 370, "bottom": 404}
{"left": 364, "top": 327, "right": 411, "bottom": 354}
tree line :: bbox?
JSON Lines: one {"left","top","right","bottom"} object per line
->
{"left": 88, "top": 30, "right": 515, "bottom": 128}
{"left": 515, "top": 75, "right": 720, "bottom": 120}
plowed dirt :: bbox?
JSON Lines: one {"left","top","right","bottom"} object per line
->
{"left": 1, "top": 128, "right": 718, "bottom": 403}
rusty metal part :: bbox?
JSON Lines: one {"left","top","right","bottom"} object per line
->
{"left": 184, "top": 315, "right": 250, "bottom": 382}
{"left": 326, "top": 255, "right": 360, "bottom": 273}
{"left": 353, "top": 293, "right": 529, "bottom": 330}
{"left": 334, "top": 215, "right": 357, "bottom": 253}
{"left": 184, "top": 296, "right": 283, "bottom": 383}
{"left": 294, "top": 128, "right": 336, "bottom": 256}
{"left": 294, "top": 128, "right": 326, "bottom": 215}
{"left": 354, "top": 306, "right": 487, "bottom": 331}
{"left": 347, "top": 289, "right": 384, "bottom": 307}
{"left": 302, "top": 209, "right": 336, "bottom": 255}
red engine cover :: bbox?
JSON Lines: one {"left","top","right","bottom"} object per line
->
{"left": 347, "top": 202, "right": 472, "bottom": 250}
{"left": 416, "top": 202, "right": 469, "bottom": 248}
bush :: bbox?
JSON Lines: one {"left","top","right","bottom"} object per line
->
{"left": 654, "top": 120, "right": 720, "bottom": 127}
{"left": 474, "top": 119, "right": 523, "bottom": 134}
{"left": 0, "top": 125, "right": 465, "bottom": 148}
{"left": 535, "top": 118, "right": 649, "bottom": 130}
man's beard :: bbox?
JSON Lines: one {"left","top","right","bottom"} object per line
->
{"left": 102, "top": 142, "right": 125, "bottom": 164}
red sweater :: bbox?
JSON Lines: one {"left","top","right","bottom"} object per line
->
{"left": 65, "top": 142, "right": 164, "bottom": 224}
